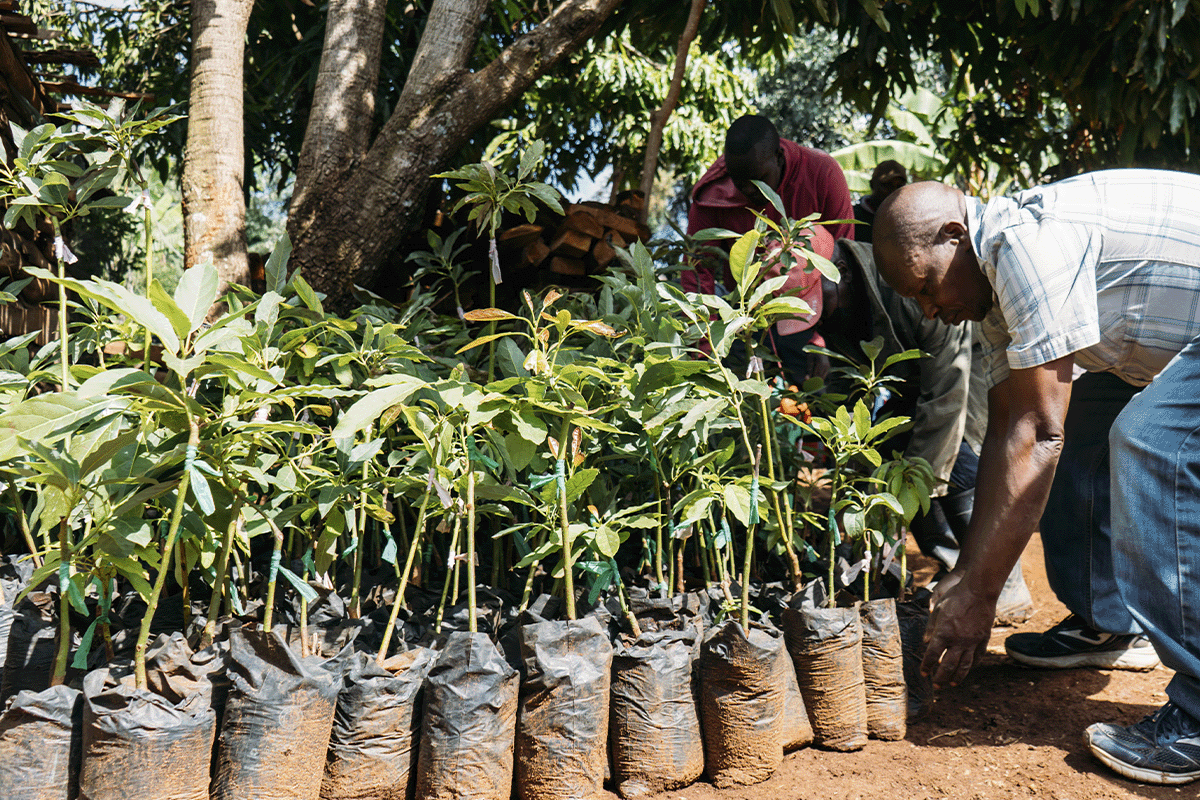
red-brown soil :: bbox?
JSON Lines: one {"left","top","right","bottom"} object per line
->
{"left": 627, "top": 533, "right": 1183, "bottom": 800}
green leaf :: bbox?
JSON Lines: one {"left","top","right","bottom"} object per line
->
{"left": 853, "top": 400, "right": 872, "bottom": 439}
{"left": 724, "top": 483, "right": 754, "bottom": 527}
{"left": 148, "top": 279, "right": 190, "bottom": 342}
{"left": 174, "top": 257, "right": 220, "bottom": 334}
{"left": 728, "top": 229, "right": 761, "bottom": 287}
{"left": 265, "top": 233, "right": 291, "bottom": 294}
{"left": 512, "top": 409, "right": 548, "bottom": 444}
{"left": 498, "top": 337, "right": 529, "bottom": 378}
{"left": 291, "top": 273, "right": 323, "bottom": 313}
{"left": 188, "top": 467, "right": 215, "bottom": 515}
{"left": 564, "top": 467, "right": 599, "bottom": 503}
{"left": 592, "top": 525, "right": 621, "bottom": 558}
{"left": 0, "top": 393, "right": 122, "bottom": 462}
{"left": 24, "top": 267, "right": 180, "bottom": 354}
{"left": 278, "top": 565, "right": 319, "bottom": 604}
{"left": 332, "top": 375, "right": 426, "bottom": 438}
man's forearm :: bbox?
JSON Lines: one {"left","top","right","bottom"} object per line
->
{"left": 958, "top": 417, "right": 1063, "bottom": 600}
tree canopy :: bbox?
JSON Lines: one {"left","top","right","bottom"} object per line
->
{"left": 21, "top": 0, "right": 1200, "bottom": 304}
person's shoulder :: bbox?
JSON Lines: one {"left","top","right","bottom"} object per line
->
{"left": 781, "top": 138, "right": 840, "bottom": 168}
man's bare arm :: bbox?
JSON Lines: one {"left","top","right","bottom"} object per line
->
{"left": 921, "top": 354, "right": 1075, "bottom": 687}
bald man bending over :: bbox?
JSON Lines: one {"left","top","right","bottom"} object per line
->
{"left": 873, "top": 171, "right": 1200, "bottom": 785}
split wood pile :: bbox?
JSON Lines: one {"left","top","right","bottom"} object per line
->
{"left": 497, "top": 191, "right": 650, "bottom": 280}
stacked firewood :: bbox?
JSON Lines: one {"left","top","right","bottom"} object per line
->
{"left": 496, "top": 191, "right": 651, "bottom": 280}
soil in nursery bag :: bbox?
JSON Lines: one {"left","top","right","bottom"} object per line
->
{"left": 77, "top": 667, "right": 216, "bottom": 800}
{"left": 1, "top": 592, "right": 64, "bottom": 702}
{"left": 698, "top": 620, "right": 786, "bottom": 788}
{"left": 0, "top": 684, "right": 82, "bottom": 800}
{"left": 609, "top": 628, "right": 704, "bottom": 799}
{"left": 515, "top": 617, "right": 612, "bottom": 800}
{"left": 859, "top": 598, "right": 906, "bottom": 740}
{"left": 211, "top": 626, "right": 349, "bottom": 800}
{"left": 415, "top": 630, "right": 519, "bottom": 800}
{"left": 896, "top": 588, "right": 933, "bottom": 720}
{"left": 0, "top": 554, "right": 32, "bottom": 685}
{"left": 776, "top": 643, "right": 813, "bottom": 751}
{"left": 782, "top": 592, "right": 868, "bottom": 752}
{"left": 321, "top": 647, "right": 437, "bottom": 800}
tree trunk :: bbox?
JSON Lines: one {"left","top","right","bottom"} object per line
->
{"left": 182, "top": 0, "right": 253, "bottom": 297}
{"left": 288, "top": 0, "right": 624, "bottom": 310}
{"left": 291, "top": 0, "right": 390, "bottom": 223}
{"left": 637, "top": 0, "right": 705, "bottom": 225}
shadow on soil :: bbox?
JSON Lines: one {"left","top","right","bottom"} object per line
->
{"left": 907, "top": 654, "right": 1186, "bottom": 799}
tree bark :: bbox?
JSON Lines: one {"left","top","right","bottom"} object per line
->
{"left": 288, "top": 0, "right": 625, "bottom": 310}
{"left": 182, "top": 0, "right": 253, "bottom": 296}
{"left": 398, "top": 0, "right": 490, "bottom": 106}
{"left": 637, "top": 0, "right": 705, "bottom": 225}
{"left": 291, "top": 0, "right": 390, "bottom": 222}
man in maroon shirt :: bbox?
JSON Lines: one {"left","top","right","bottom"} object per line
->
{"left": 683, "top": 114, "right": 855, "bottom": 383}
{"left": 684, "top": 114, "right": 855, "bottom": 295}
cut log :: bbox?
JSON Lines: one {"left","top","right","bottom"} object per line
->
{"left": 615, "top": 189, "right": 645, "bottom": 218}
{"left": 561, "top": 210, "right": 604, "bottom": 239}
{"left": 567, "top": 203, "right": 640, "bottom": 242}
{"left": 589, "top": 238, "right": 616, "bottom": 271}
{"left": 605, "top": 230, "right": 628, "bottom": 249}
{"left": 497, "top": 224, "right": 544, "bottom": 250}
{"left": 548, "top": 256, "right": 586, "bottom": 276}
{"left": 549, "top": 228, "right": 593, "bottom": 259}
{"left": 521, "top": 239, "right": 550, "bottom": 268}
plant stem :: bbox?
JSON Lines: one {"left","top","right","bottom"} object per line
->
{"left": 756, "top": 376, "right": 801, "bottom": 590}
{"left": 740, "top": 445, "right": 762, "bottom": 632}
{"left": 51, "top": 219, "right": 71, "bottom": 390}
{"left": 613, "top": 564, "right": 643, "bottom": 638}
{"left": 134, "top": 413, "right": 198, "bottom": 689}
{"left": 827, "top": 465, "right": 841, "bottom": 609}
{"left": 649, "top": 443, "right": 667, "bottom": 595}
{"left": 434, "top": 513, "right": 462, "bottom": 635}
{"left": 674, "top": 537, "right": 685, "bottom": 594}
{"left": 863, "top": 538, "right": 872, "bottom": 603}
{"left": 378, "top": 484, "right": 432, "bottom": 665}
{"left": 50, "top": 519, "right": 71, "bottom": 686}
{"left": 487, "top": 254, "right": 498, "bottom": 382}
{"left": 178, "top": 541, "right": 191, "bottom": 632}
{"left": 202, "top": 501, "right": 242, "bottom": 647}
{"left": 143, "top": 197, "right": 154, "bottom": 372}
{"left": 350, "top": 446, "right": 369, "bottom": 620}
{"left": 262, "top": 517, "right": 285, "bottom": 631}
{"left": 7, "top": 481, "right": 41, "bottom": 568}
{"left": 299, "top": 563, "right": 311, "bottom": 658}
{"left": 519, "top": 526, "right": 546, "bottom": 613}
{"left": 556, "top": 418, "right": 576, "bottom": 620}
{"left": 465, "top": 435, "right": 478, "bottom": 635}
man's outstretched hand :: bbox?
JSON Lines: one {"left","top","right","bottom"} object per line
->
{"left": 921, "top": 570, "right": 997, "bottom": 688}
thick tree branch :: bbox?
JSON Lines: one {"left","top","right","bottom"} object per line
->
{"left": 397, "top": 0, "right": 489, "bottom": 106}
{"left": 292, "top": 0, "right": 389, "bottom": 215}
{"left": 637, "top": 0, "right": 704, "bottom": 224}
{"left": 289, "top": 0, "right": 625, "bottom": 309}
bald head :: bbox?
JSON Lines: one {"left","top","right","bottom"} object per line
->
{"left": 870, "top": 181, "right": 992, "bottom": 325}
{"left": 872, "top": 182, "right": 966, "bottom": 280}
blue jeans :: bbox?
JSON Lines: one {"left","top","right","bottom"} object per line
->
{"left": 1041, "top": 371, "right": 1142, "bottom": 635}
{"left": 1110, "top": 338, "right": 1200, "bottom": 719}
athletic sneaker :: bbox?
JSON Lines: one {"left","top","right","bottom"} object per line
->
{"left": 1086, "top": 701, "right": 1200, "bottom": 785}
{"left": 1004, "top": 614, "right": 1160, "bottom": 670}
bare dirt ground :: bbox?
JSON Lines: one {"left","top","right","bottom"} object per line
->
{"left": 626, "top": 533, "right": 1185, "bottom": 800}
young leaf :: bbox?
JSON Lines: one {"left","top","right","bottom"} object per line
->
{"left": 174, "top": 257, "right": 220, "bottom": 334}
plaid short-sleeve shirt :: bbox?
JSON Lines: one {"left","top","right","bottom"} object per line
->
{"left": 968, "top": 169, "right": 1200, "bottom": 388}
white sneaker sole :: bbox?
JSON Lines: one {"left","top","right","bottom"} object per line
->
{"left": 1005, "top": 645, "right": 1160, "bottom": 671}
{"left": 1087, "top": 735, "right": 1200, "bottom": 785}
